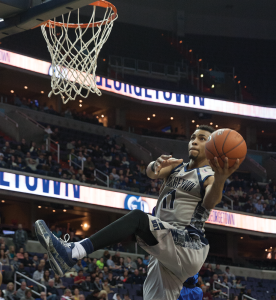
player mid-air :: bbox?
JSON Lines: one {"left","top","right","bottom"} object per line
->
{"left": 35, "top": 125, "right": 240, "bottom": 300}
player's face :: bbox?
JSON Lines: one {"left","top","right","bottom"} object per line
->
{"left": 188, "top": 129, "right": 211, "bottom": 161}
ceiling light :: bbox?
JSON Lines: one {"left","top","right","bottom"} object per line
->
{"left": 103, "top": 58, "right": 106, "bottom": 61}
{"left": 196, "top": 124, "right": 199, "bottom": 128}
{"left": 170, "top": 117, "right": 174, "bottom": 120}
{"left": 210, "top": 122, "right": 213, "bottom": 125}
{"left": 244, "top": 86, "right": 247, "bottom": 88}
{"left": 152, "top": 114, "right": 156, "bottom": 117}
{"left": 53, "top": 210, "right": 55, "bottom": 212}
{"left": 216, "top": 125, "right": 218, "bottom": 128}
{"left": 234, "top": 75, "right": 237, "bottom": 79}
{"left": 262, "top": 130, "right": 264, "bottom": 133}
{"left": 11, "top": 90, "right": 14, "bottom": 93}
{"left": 200, "top": 74, "right": 204, "bottom": 78}
{"left": 79, "top": 100, "right": 82, "bottom": 103}
{"left": 209, "top": 68, "right": 212, "bottom": 71}
{"left": 211, "top": 84, "right": 215, "bottom": 88}
{"left": 24, "top": 86, "right": 28, "bottom": 89}
{"left": 265, "top": 249, "right": 267, "bottom": 251}
{"left": 96, "top": 116, "right": 99, "bottom": 119}
{"left": 189, "top": 49, "right": 192, "bottom": 52}
{"left": 45, "top": 207, "right": 48, "bottom": 209}
{"left": 63, "top": 209, "right": 66, "bottom": 212}
{"left": 199, "top": 59, "right": 202, "bottom": 62}
{"left": 270, "top": 247, "right": 272, "bottom": 249}
{"left": 79, "top": 104, "right": 82, "bottom": 107}
{"left": 147, "top": 117, "right": 150, "bottom": 121}
{"left": 179, "top": 40, "right": 182, "bottom": 44}
{"left": 240, "top": 237, "right": 243, "bottom": 239}
{"left": 41, "top": 91, "right": 44, "bottom": 94}
{"left": 192, "top": 120, "right": 195, "bottom": 123}
{"left": 1, "top": 200, "right": 5, "bottom": 203}
{"left": 101, "top": 114, "right": 104, "bottom": 118}
{"left": 38, "top": 206, "right": 41, "bottom": 208}
{"left": 238, "top": 81, "right": 241, "bottom": 84}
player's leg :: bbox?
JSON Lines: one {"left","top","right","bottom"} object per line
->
{"left": 35, "top": 209, "right": 157, "bottom": 276}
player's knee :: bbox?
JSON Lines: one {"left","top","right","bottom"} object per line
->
{"left": 128, "top": 209, "right": 146, "bottom": 219}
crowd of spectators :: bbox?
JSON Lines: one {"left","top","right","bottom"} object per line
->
{"left": 217, "top": 175, "right": 276, "bottom": 216}
{"left": 0, "top": 235, "right": 150, "bottom": 300}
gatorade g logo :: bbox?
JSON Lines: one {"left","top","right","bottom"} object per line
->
{"left": 124, "top": 195, "right": 150, "bottom": 213}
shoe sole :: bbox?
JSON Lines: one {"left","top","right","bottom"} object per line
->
{"left": 35, "top": 220, "right": 65, "bottom": 276}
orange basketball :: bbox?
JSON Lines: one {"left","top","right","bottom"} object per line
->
{"left": 205, "top": 128, "right": 247, "bottom": 168}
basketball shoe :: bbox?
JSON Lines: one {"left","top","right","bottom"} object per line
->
{"left": 35, "top": 220, "right": 77, "bottom": 276}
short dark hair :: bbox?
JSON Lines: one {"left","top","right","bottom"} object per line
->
{"left": 106, "top": 254, "right": 111, "bottom": 259}
{"left": 197, "top": 125, "right": 215, "bottom": 134}
{"left": 78, "top": 270, "right": 83, "bottom": 274}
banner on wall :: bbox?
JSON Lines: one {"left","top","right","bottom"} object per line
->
{"left": 1, "top": 48, "right": 276, "bottom": 120}
{"left": 1, "top": 171, "right": 276, "bottom": 234}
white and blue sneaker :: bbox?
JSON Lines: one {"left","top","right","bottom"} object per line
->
{"left": 35, "top": 220, "right": 77, "bottom": 276}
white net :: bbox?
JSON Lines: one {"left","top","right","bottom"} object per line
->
{"left": 41, "top": 1, "right": 117, "bottom": 104}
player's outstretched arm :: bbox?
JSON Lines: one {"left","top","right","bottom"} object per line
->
{"left": 203, "top": 157, "right": 239, "bottom": 209}
{"left": 146, "top": 155, "right": 183, "bottom": 179}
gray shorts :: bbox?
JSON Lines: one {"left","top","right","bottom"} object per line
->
{"left": 136, "top": 215, "right": 209, "bottom": 300}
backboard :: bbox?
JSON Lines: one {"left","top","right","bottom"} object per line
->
{"left": 0, "top": 0, "right": 95, "bottom": 39}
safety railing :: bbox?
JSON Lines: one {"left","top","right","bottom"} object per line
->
{"left": 242, "top": 295, "right": 257, "bottom": 300}
{"left": 14, "top": 271, "right": 47, "bottom": 297}
{"left": 46, "top": 138, "right": 60, "bottom": 163}
{"left": 0, "top": 111, "right": 18, "bottom": 127}
{"left": 94, "top": 168, "right": 109, "bottom": 187}
{"left": 122, "top": 136, "right": 152, "bottom": 156}
{"left": 16, "top": 110, "right": 60, "bottom": 163}
{"left": 213, "top": 280, "right": 229, "bottom": 298}
{"left": 144, "top": 140, "right": 169, "bottom": 156}
{"left": 246, "top": 155, "right": 267, "bottom": 174}
{"left": 69, "top": 153, "right": 84, "bottom": 170}
{"left": 16, "top": 110, "right": 45, "bottom": 130}
{"left": 222, "top": 194, "right": 234, "bottom": 210}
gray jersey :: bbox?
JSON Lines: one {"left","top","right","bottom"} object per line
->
{"left": 155, "top": 162, "right": 214, "bottom": 229}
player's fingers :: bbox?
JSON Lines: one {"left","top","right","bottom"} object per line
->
{"left": 229, "top": 159, "right": 240, "bottom": 173}
{"left": 160, "top": 155, "right": 172, "bottom": 160}
{"left": 223, "top": 157, "right": 229, "bottom": 170}
{"left": 167, "top": 158, "right": 183, "bottom": 165}
{"left": 208, "top": 159, "right": 216, "bottom": 171}
{"left": 213, "top": 157, "right": 221, "bottom": 169}
{"left": 156, "top": 157, "right": 164, "bottom": 165}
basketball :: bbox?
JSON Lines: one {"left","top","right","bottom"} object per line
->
{"left": 205, "top": 128, "right": 247, "bottom": 168}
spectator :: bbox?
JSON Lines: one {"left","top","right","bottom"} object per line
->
{"left": 222, "top": 277, "right": 232, "bottom": 288}
{"left": 44, "top": 125, "right": 53, "bottom": 135}
{"left": 121, "top": 157, "right": 129, "bottom": 167}
{"left": 4, "top": 282, "right": 16, "bottom": 300}
{"left": 16, "top": 248, "right": 25, "bottom": 261}
{"left": 72, "top": 289, "right": 80, "bottom": 300}
{"left": 110, "top": 168, "right": 119, "bottom": 181}
{"left": 123, "top": 295, "right": 131, "bottom": 300}
{"left": 81, "top": 276, "right": 94, "bottom": 292}
{"left": 107, "top": 273, "right": 116, "bottom": 287}
{"left": 17, "top": 263, "right": 31, "bottom": 281}
{"left": 16, "top": 282, "right": 27, "bottom": 300}
{"left": 97, "top": 257, "right": 104, "bottom": 270}
{"left": 243, "top": 200, "right": 253, "bottom": 213}
{"left": 224, "top": 266, "right": 235, "bottom": 281}
{"left": 143, "top": 254, "right": 150, "bottom": 266}
{"left": 21, "top": 289, "right": 34, "bottom": 300}
{"left": 52, "top": 227, "right": 62, "bottom": 238}
{"left": 124, "top": 257, "right": 137, "bottom": 273}
{"left": 32, "top": 255, "right": 39, "bottom": 268}
{"left": 88, "top": 258, "right": 98, "bottom": 273}
{"left": 92, "top": 276, "right": 103, "bottom": 291}
{"left": 213, "top": 264, "right": 224, "bottom": 275}
{"left": 22, "top": 253, "right": 32, "bottom": 267}
{"left": 33, "top": 265, "right": 44, "bottom": 282}
{"left": 254, "top": 200, "right": 264, "bottom": 214}
{"left": 102, "top": 267, "right": 110, "bottom": 280}
{"left": 74, "top": 260, "right": 84, "bottom": 273}
{"left": 61, "top": 289, "right": 73, "bottom": 300}
{"left": 50, "top": 275, "right": 63, "bottom": 289}
{"left": 78, "top": 152, "right": 86, "bottom": 163}
{"left": 130, "top": 269, "right": 143, "bottom": 284}
{"left": 84, "top": 157, "right": 95, "bottom": 174}
{"left": 0, "top": 250, "right": 9, "bottom": 265}
{"left": 74, "top": 270, "right": 86, "bottom": 286}
{"left": 136, "top": 257, "right": 146, "bottom": 274}
{"left": 102, "top": 280, "right": 114, "bottom": 294}
{"left": 29, "top": 142, "right": 38, "bottom": 156}
{"left": 86, "top": 289, "right": 105, "bottom": 300}
{"left": 41, "top": 270, "right": 51, "bottom": 286}
{"left": 7, "top": 246, "right": 15, "bottom": 260}
{"left": 201, "top": 286, "right": 212, "bottom": 300}
{"left": 0, "top": 156, "right": 7, "bottom": 168}
{"left": 10, "top": 256, "right": 20, "bottom": 272}
{"left": 25, "top": 153, "right": 39, "bottom": 173}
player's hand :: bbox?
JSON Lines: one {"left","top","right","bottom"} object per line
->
{"left": 208, "top": 157, "right": 239, "bottom": 180}
{"left": 154, "top": 155, "right": 183, "bottom": 175}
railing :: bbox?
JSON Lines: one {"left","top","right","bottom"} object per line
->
{"left": 109, "top": 55, "right": 187, "bottom": 79}
{"left": 144, "top": 140, "right": 169, "bottom": 156}
{"left": 94, "top": 168, "right": 109, "bottom": 187}
{"left": 242, "top": 295, "right": 257, "bottom": 300}
{"left": 69, "top": 153, "right": 84, "bottom": 170}
{"left": 14, "top": 271, "right": 47, "bottom": 297}
{"left": 0, "top": 111, "right": 18, "bottom": 127}
{"left": 213, "top": 280, "right": 229, "bottom": 298}
{"left": 222, "top": 194, "right": 234, "bottom": 210}
{"left": 16, "top": 110, "right": 60, "bottom": 162}
{"left": 46, "top": 138, "right": 60, "bottom": 163}
{"left": 16, "top": 110, "right": 45, "bottom": 130}
{"left": 121, "top": 136, "right": 152, "bottom": 157}
{"left": 246, "top": 155, "right": 267, "bottom": 174}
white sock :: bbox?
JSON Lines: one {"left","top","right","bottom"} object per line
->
{"left": 72, "top": 241, "right": 87, "bottom": 260}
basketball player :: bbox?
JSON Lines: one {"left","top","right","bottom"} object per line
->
{"left": 35, "top": 125, "right": 240, "bottom": 300}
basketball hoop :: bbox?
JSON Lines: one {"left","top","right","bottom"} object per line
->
{"left": 41, "top": 1, "right": 118, "bottom": 104}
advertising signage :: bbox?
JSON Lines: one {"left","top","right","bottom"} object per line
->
{"left": 1, "top": 171, "right": 276, "bottom": 234}
{"left": 1, "top": 48, "right": 276, "bottom": 120}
